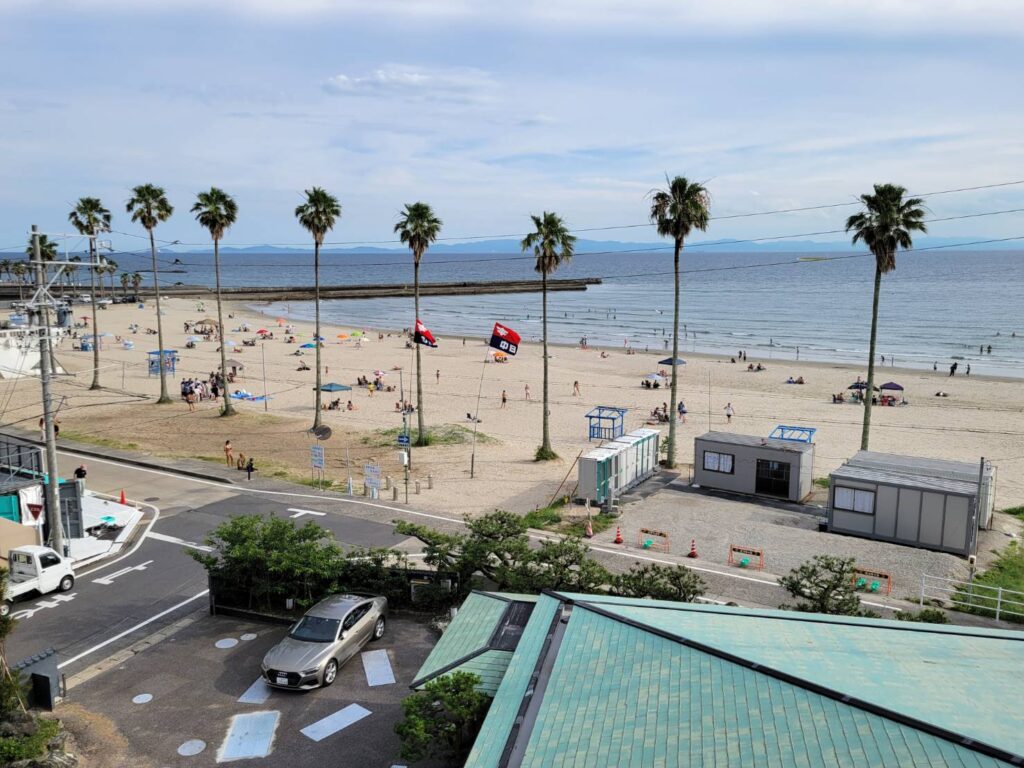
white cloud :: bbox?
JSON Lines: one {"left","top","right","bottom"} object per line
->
{"left": 322, "top": 64, "right": 495, "bottom": 104}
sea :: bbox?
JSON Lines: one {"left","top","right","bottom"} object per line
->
{"left": 123, "top": 248, "right": 1024, "bottom": 377}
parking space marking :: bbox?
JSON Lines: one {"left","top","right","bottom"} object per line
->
{"left": 239, "top": 679, "right": 272, "bottom": 705}
{"left": 361, "top": 650, "right": 395, "bottom": 686}
{"left": 217, "top": 710, "right": 280, "bottom": 762}
{"left": 146, "top": 531, "right": 213, "bottom": 552}
{"left": 300, "top": 704, "right": 372, "bottom": 742}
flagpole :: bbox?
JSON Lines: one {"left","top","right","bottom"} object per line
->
{"left": 469, "top": 352, "right": 489, "bottom": 479}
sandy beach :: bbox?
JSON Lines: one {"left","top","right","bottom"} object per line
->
{"left": 6, "top": 296, "right": 1023, "bottom": 516}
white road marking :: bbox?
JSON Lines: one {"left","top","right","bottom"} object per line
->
{"left": 57, "top": 589, "right": 209, "bottom": 670}
{"left": 11, "top": 593, "right": 77, "bottom": 621}
{"left": 288, "top": 507, "right": 326, "bottom": 518}
{"left": 92, "top": 560, "right": 154, "bottom": 585}
{"left": 146, "top": 531, "right": 213, "bottom": 552}
{"left": 300, "top": 704, "right": 372, "bottom": 742}
{"left": 238, "top": 678, "right": 272, "bottom": 705}
{"left": 361, "top": 649, "right": 395, "bottom": 686}
{"left": 217, "top": 710, "right": 279, "bottom": 762}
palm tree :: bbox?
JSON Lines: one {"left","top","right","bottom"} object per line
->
{"left": 522, "top": 212, "right": 576, "bottom": 461}
{"left": 294, "top": 187, "right": 341, "bottom": 428}
{"left": 120, "top": 272, "right": 131, "bottom": 296}
{"left": 845, "top": 183, "right": 927, "bottom": 450}
{"left": 11, "top": 262, "right": 27, "bottom": 300}
{"left": 104, "top": 260, "right": 118, "bottom": 297}
{"left": 69, "top": 197, "right": 112, "bottom": 389}
{"left": 649, "top": 176, "right": 710, "bottom": 468}
{"left": 394, "top": 202, "right": 443, "bottom": 445}
{"left": 126, "top": 184, "right": 174, "bottom": 404}
{"left": 0, "top": 259, "right": 10, "bottom": 282}
{"left": 192, "top": 187, "right": 239, "bottom": 417}
{"left": 131, "top": 272, "right": 143, "bottom": 293}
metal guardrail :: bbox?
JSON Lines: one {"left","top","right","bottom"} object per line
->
{"left": 920, "top": 574, "right": 1024, "bottom": 622}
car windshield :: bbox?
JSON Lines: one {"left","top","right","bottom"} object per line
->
{"left": 288, "top": 616, "right": 341, "bottom": 643}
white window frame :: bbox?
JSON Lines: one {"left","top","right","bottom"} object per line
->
{"left": 703, "top": 450, "right": 734, "bottom": 474}
{"left": 834, "top": 486, "right": 875, "bottom": 515}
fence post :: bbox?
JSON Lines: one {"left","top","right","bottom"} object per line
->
{"left": 919, "top": 575, "right": 925, "bottom": 608}
{"left": 996, "top": 587, "right": 1003, "bottom": 622}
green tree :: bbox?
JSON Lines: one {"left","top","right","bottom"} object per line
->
{"left": 192, "top": 187, "right": 239, "bottom": 417}
{"left": 103, "top": 259, "right": 118, "bottom": 297}
{"left": 0, "top": 259, "right": 10, "bottom": 282}
{"left": 0, "top": 568, "right": 26, "bottom": 717}
{"left": 612, "top": 562, "right": 705, "bottom": 603}
{"left": 649, "top": 176, "right": 710, "bottom": 468}
{"left": 779, "top": 555, "right": 863, "bottom": 615}
{"left": 120, "top": 272, "right": 131, "bottom": 296}
{"left": 522, "top": 212, "right": 576, "bottom": 461}
{"left": 395, "top": 202, "right": 443, "bottom": 446}
{"left": 68, "top": 197, "right": 112, "bottom": 390}
{"left": 845, "top": 184, "right": 927, "bottom": 449}
{"left": 130, "top": 272, "right": 142, "bottom": 294}
{"left": 395, "top": 671, "right": 489, "bottom": 764}
{"left": 10, "top": 262, "right": 27, "bottom": 300}
{"left": 126, "top": 184, "right": 175, "bottom": 404}
{"left": 295, "top": 187, "right": 342, "bottom": 428}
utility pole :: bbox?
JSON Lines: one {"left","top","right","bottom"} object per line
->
{"left": 31, "top": 226, "right": 65, "bottom": 556}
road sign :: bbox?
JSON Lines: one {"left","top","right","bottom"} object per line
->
{"left": 27, "top": 503, "right": 42, "bottom": 520}
{"left": 364, "top": 463, "right": 382, "bottom": 490}
{"left": 310, "top": 445, "right": 325, "bottom": 470}
{"left": 397, "top": 433, "right": 410, "bottom": 447}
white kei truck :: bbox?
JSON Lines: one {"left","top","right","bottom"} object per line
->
{"left": 1, "top": 545, "right": 76, "bottom": 617}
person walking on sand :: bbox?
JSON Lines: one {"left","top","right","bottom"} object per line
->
{"left": 724, "top": 403, "right": 735, "bottom": 423}
{"left": 966, "top": 364, "right": 971, "bottom": 376}
{"left": 501, "top": 390, "right": 507, "bottom": 409}
{"left": 949, "top": 362, "right": 958, "bottom": 377}
{"left": 224, "top": 440, "right": 234, "bottom": 466}
{"left": 524, "top": 383, "right": 531, "bottom": 400}
{"left": 436, "top": 369, "right": 440, "bottom": 384}
{"left": 573, "top": 380, "right": 580, "bottom": 397}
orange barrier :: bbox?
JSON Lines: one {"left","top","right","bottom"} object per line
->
{"left": 636, "top": 527, "right": 670, "bottom": 553}
{"left": 852, "top": 566, "right": 893, "bottom": 595}
{"left": 728, "top": 544, "right": 765, "bottom": 570}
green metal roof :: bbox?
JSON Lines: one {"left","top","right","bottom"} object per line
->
{"left": 462, "top": 593, "right": 1024, "bottom": 768}
{"left": 410, "top": 592, "right": 538, "bottom": 693}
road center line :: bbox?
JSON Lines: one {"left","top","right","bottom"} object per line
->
{"left": 57, "top": 590, "right": 209, "bottom": 670}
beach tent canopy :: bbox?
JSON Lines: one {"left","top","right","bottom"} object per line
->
{"left": 317, "top": 383, "right": 352, "bottom": 392}
{"left": 848, "top": 381, "right": 880, "bottom": 391}
{"left": 643, "top": 373, "right": 666, "bottom": 381}
{"left": 879, "top": 381, "right": 904, "bottom": 391}
{"left": 658, "top": 357, "right": 687, "bottom": 366}
{"left": 300, "top": 342, "right": 317, "bottom": 349}
{"left": 197, "top": 317, "right": 219, "bottom": 325}
{"left": 223, "top": 359, "right": 245, "bottom": 368}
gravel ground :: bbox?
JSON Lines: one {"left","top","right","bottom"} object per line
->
{"left": 603, "top": 485, "right": 972, "bottom": 601}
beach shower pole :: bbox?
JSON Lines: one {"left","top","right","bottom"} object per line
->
{"left": 261, "top": 343, "right": 268, "bottom": 412}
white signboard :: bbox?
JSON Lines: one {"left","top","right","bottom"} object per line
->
{"left": 310, "top": 445, "right": 325, "bottom": 470}
{"left": 364, "top": 463, "right": 382, "bottom": 489}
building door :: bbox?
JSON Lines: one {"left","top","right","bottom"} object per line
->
{"left": 755, "top": 459, "right": 791, "bottom": 498}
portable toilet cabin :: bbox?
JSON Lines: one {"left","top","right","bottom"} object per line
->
{"left": 627, "top": 428, "right": 660, "bottom": 479}
{"left": 610, "top": 428, "right": 661, "bottom": 494}
{"left": 576, "top": 445, "right": 625, "bottom": 505}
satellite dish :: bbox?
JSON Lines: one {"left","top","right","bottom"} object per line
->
{"left": 313, "top": 425, "right": 332, "bottom": 441}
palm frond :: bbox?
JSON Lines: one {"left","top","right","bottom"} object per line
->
{"left": 845, "top": 182, "right": 927, "bottom": 273}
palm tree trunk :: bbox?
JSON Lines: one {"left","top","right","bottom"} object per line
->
{"left": 667, "top": 238, "right": 682, "bottom": 468}
{"left": 414, "top": 258, "right": 426, "bottom": 445}
{"left": 861, "top": 263, "right": 883, "bottom": 450}
{"left": 151, "top": 229, "right": 172, "bottom": 404}
{"left": 214, "top": 238, "right": 235, "bottom": 416}
{"left": 313, "top": 241, "right": 322, "bottom": 429}
{"left": 540, "top": 271, "right": 552, "bottom": 457}
{"left": 88, "top": 239, "right": 101, "bottom": 390}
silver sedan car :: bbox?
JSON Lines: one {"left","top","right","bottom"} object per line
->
{"left": 261, "top": 594, "right": 388, "bottom": 690}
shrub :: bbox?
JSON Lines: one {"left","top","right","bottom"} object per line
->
{"left": 0, "top": 717, "right": 58, "bottom": 762}
{"left": 612, "top": 563, "right": 706, "bottom": 603}
{"left": 779, "top": 555, "right": 864, "bottom": 615}
{"left": 894, "top": 608, "right": 950, "bottom": 624}
{"left": 395, "top": 672, "right": 489, "bottom": 764}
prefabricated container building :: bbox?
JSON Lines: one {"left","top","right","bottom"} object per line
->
{"left": 692, "top": 431, "right": 814, "bottom": 502}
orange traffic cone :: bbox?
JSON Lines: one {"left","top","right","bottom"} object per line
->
{"left": 584, "top": 518, "right": 594, "bottom": 538}
{"left": 119, "top": 489, "right": 127, "bottom": 505}
{"left": 613, "top": 526, "right": 624, "bottom": 545}
{"left": 687, "top": 539, "right": 698, "bottom": 558}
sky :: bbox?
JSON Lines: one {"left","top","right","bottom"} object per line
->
{"left": 1, "top": 0, "right": 1023, "bottom": 253}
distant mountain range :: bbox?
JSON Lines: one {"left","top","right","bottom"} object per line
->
{"left": 175, "top": 235, "right": 1020, "bottom": 255}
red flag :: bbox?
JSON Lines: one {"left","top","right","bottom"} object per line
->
{"left": 414, "top": 319, "right": 437, "bottom": 347}
{"left": 489, "top": 322, "right": 520, "bottom": 355}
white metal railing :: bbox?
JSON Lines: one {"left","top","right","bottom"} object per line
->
{"left": 920, "top": 574, "right": 1024, "bottom": 623}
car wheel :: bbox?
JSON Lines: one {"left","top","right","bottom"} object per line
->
{"left": 322, "top": 659, "right": 339, "bottom": 687}
{"left": 59, "top": 575, "right": 75, "bottom": 592}
{"left": 372, "top": 617, "right": 386, "bottom": 641}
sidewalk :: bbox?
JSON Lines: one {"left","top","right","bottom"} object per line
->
{"left": 69, "top": 491, "right": 152, "bottom": 568}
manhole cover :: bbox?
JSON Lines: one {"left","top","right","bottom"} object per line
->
{"left": 145, "top": 497, "right": 160, "bottom": 502}
{"left": 177, "top": 739, "right": 206, "bottom": 756}
{"left": 215, "top": 638, "right": 239, "bottom": 649}
{"left": 132, "top": 693, "right": 153, "bottom": 704}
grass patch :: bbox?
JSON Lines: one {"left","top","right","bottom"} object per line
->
{"left": 812, "top": 477, "right": 830, "bottom": 489}
{"left": 954, "top": 541, "right": 1024, "bottom": 623}
{"left": 1001, "top": 505, "right": 1024, "bottom": 519}
{"left": 534, "top": 446, "right": 558, "bottom": 462}
{"left": 192, "top": 455, "right": 336, "bottom": 489}
{"left": 522, "top": 502, "right": 615, "bottom": 537}
{"left": 61, "top": 430, "right": 139, "bottom": 451}
{"left": 362, "top": 424, "right": 496, "bottom": 449}
{"left": 0, "top": 717, "right": 59, "bottom": 762}
{"left": 522, "top": 504, "right": 563, "bottom": 529}
{"left": 563, "top": 515, "right": 615, "bottom": 538}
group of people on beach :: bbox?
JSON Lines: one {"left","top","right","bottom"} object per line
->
{"left": 181, "top": 373, "right": 225, "bottom": 411}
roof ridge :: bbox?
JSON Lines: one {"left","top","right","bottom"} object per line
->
{"left": 561, "top": 594, "right": 1024, "bottom": 766}
{"left": 410, "top": 646, "right": 489, "bottom": 689}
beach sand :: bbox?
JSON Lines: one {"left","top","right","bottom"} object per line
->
{"left": 7, "top": 296, "right": 1023, "bottom": 515}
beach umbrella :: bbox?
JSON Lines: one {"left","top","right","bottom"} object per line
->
{"left": 224, "top": 340, "right": 236, "bottom": 346}
{"left": 222, "top": 359, "right": 245, "bottom": 369}
{"left": 351, "top": 331, "right": 363, "bottom": 337}
{"left": 658, "top": 357, "right": 687, "bottom": 366}
{"left": 317, "top": 383, "right": 352, "bottom": 392}
{"left": 336, "top": 333, "right": 348, "bottom": 340}
{"left": 879, "top": 381, "right": 904, "bottom": 391}
{"left": 644, "top": 373, "right": 666, "bottom": 381}
{"left": 373, "top": 369, "right": 386, "bottom": 377}
{"left": 187, "top": 335, "right": 202, "bottom": 342}
{"left": 198, "top": 317, "right": 219, "bottom": 325}
{"left": 300, "top": 342, "right": 317, "bottom": 349}
{"left": 256, "top": 328, "right": 268, "bottom": 335}
{"left": 847, "top": 381, "right": 880, "bottom": 391}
